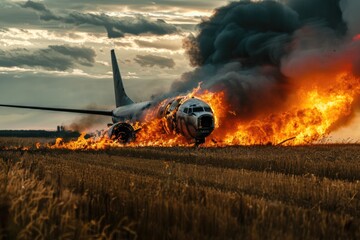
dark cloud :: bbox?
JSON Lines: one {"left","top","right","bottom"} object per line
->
{"left": 0, "top": 45, "right": 96, "bottom": 71}
{"left": 134, "top": 54, "right": 175, "bottom": 68}
{"left": 49, "top": 45, "right": 95, "bottom": 66}
{"left": 22, "top": 0, "right": 59, "bottom": 21}
{"left": 21, "top": 0, "right": 179, "bottom": 38}
{"left": 22, "top": 0, "right": 51, "bottom": 13}
{"left": 0, "top": 2, "right": 42, "bottom": 27}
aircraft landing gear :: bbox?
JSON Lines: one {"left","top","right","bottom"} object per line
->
{"left": 194, "top": 138, "right": 205, "bottom": 147}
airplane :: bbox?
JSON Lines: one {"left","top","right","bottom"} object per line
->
{"left": 0, "top": 50, "right": 215, "bottom": 145}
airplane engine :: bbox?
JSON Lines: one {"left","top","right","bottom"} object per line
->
{"left": 107, "top": 122, "right": 135, "bottom": 143}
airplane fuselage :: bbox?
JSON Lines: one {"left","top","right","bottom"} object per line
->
{"left": 108, "top": 95, "right": 215, "bottom": 144}
{"left": 0, "top": 49, "right": 216, "bottom": 145}
{"left": 111, "top": 101, "right": 152, "bottom": 123}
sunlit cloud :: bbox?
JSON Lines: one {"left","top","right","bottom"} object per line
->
{"left": 0, "top": 0, "right": 214, "bottom": 130}
{"left": 0, "top": 28, "right": 110, "bottom": 46}
{"left": 0, "top": 66, "right": 110, "bottom": 79}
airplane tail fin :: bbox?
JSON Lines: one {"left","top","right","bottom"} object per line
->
{"left": 111, "top": 49, "right": 134, "bottom": 107}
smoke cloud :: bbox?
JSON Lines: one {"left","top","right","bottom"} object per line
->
{"left": 67, "top": 115, "right": 109, "bottom": 132}
{"left": 340, "top": 0, "right": 360, "bottom": 36}
{"left": 172, "top": 0, "right": 360, "bottom": 121}
{"left": 66, "top": 105, "right": 110, "bottom": 132}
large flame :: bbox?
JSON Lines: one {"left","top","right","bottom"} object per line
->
{"left": 35, "top": 34, "right": 360, "bottom": 150}
{"left": 41, "top": 72, "right": 360, "bottom": 150}
{"left": 204, "top": 73, "right": 359, "bottom": 146}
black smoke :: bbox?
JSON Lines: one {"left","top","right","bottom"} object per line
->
{"left": 288, "top": 0, "right": 347, "bottom": 35}
{"left": 171, "top": 0, "right": 353, "bottom": 119}
{"left": 186, "top": 1, "right": 301, "bottom": 67}
{"left": 67, "top": 115, "right": 109, "bottom": 132}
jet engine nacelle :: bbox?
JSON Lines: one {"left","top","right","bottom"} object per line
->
{"left": 158, "top": 97, "right": 215, "bottom": 144}
{"left": 107, "top": 122, "right": 135, "bottom": 143}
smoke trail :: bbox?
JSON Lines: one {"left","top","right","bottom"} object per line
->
{"left": 65, "top": 105, "right": 109, "bottom": 132}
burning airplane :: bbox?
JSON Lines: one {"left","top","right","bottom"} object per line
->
{"left": 0, "top": 50, "right": 215, "bottom": 146}
{"left": 1, "top": 0, "right": 360, "bottom": 149}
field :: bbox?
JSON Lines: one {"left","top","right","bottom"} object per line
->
{"left": 1, "top": 137, "right": 360, "bottom": 239}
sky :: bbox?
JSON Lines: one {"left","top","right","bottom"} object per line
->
{"left": 0, "top": 0, "right": 227, "bottom": 130}
{"left": 0, "top": 0, "right": 360, "bottom": 142}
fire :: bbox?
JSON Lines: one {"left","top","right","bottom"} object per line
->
{"left": 43, "top": 87, "right": 206, "bottom": 150}
{"left": 203, "top": 73, "right": 360, "bottom": 146}
{"left": 48, "top": 133, "right": 120, "bottom": 150}
{"left": 25, "top": 72, "right": 359, "bottom": 150}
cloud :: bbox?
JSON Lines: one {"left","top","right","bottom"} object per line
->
{"left": 0, "top": 45, "right": 96, "bottom": 71}
{"left": 22, "top": 0, "right": 49, "bottom": 12}
{"left": 42, "top": 0, "right": 226, "bottom": 11}
{"left": 21, "top": 0, "right": 179, "bottom": 38}
{"left": 22, "top": 0, "right": 59, "bottom": 21}
{"left": 134, "top": 39, "right": 182, "bottom": 50}
{"left": 134, "top": 54, "right": 175, "bottom": 68}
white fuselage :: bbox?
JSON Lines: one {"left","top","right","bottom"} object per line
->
{"left": 109, "top": 97, "right": 215, "bottom": 143}
{"left": 158, "top": 97, "right": 215, "bottom": 141}
{"left": 111, "top": 101, "right": 152, "bottom": 123}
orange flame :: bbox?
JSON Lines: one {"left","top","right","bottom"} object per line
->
{"left": 36, "top": 71, "right": 359, "bottom": 150}
{"left": 203, "top": 73, "right": 360, "bottom": 146}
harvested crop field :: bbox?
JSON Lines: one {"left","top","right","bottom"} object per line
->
{"left": 1, "top": 138, "right": 360, "bottom": 239}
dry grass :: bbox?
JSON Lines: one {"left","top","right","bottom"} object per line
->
{"left": 1, "top": 138, "right": 360, "bottom": 239}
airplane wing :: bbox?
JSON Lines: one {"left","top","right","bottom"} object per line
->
{"left": 0, "top": 104, "right": 113, "bottom": 116}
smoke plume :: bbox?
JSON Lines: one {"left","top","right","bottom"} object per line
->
{"left": 65, "top": 105, "right": 109, "bottom": 132}
{"left": 172, "top": 0, "right": 360, "bottom": 122}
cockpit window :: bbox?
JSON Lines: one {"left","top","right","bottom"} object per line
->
{"left": 193, "top": 107, "right": 204, "bottom": 112}
{"left": 204, "top": 107, "right": 212, "bottom": 112}
{"left": 184, "top": 108, "right": 189, "bottom": 113}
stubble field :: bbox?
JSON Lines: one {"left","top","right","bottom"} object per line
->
{"left": 1, "top": 137, "right": 360, "bottom": 239}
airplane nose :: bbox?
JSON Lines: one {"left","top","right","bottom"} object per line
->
{"left": 196, "top": 114, "right": 214, "bottom": 139}
{"left": 198, "top": 114, "right": 214, "bottom": 129}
